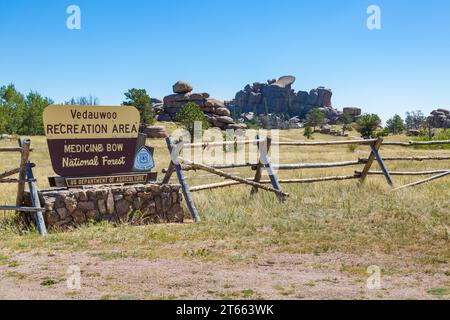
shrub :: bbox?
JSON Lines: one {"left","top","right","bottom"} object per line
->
{"left": 347, "top": 144, "right": 358, "bottom": 153}
{"left": 374, "top": 128, "right": 390, "bottom": 138}
{"left": 304, "top": 126, "right": 313, "bottom": 139}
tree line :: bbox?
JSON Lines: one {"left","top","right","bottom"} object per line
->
{"left": 302, "top": 108, "right": 434, "bottom": 139}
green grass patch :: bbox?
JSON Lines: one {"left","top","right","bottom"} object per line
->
{"left": 427, "top": 288, "right": 449, "bottom": 296}
{"left": 40, "top": 277, "right": 59, "bottom": 287}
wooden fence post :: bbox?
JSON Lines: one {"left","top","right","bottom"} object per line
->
{"left": 162, "top": 162, "right": 175, "bottom": 185}
{"left": 14, "top": 139, "right": 47, "bottom": 236}
{"left": 26, "top": 162, "right": 47, "bottom": 236}
{"left": 370, "top": 141, "right": 395, "bottom": 187}
{"left": 255, "top": 137, "right": 286, "bottom": 202}
{"left": 359, "top": 137, "right": 394, "bottom": 187}
{"left": 251, "top": 135, "right": 266, "bottom": 195}
{"left": 15, "top": 139, "right": 31, "bottom": 214}
{"left": 165, "top": 137, "right": 201, "bottom": 223}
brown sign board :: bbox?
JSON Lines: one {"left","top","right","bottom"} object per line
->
{"left": 43, "top": 105, "right": 141, "bottom": 177}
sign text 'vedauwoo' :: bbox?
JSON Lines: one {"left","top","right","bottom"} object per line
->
{"left": 43, "top": 105, "right": 140, "bottom": 177}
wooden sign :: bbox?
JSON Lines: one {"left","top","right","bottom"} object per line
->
{"left": 43, "top": 105, "right": 141, "bottom": 177}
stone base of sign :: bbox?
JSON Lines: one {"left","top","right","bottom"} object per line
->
{"left": 23, "top": 184, "right": 184, "bottom": 230}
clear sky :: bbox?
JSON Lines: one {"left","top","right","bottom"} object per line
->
{"left": 1, "top": 0, "right": 449, "bottom": 122}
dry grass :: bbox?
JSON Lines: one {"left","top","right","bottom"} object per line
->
{"left": 0, "top": 125, "right": 449, "bottom": 268}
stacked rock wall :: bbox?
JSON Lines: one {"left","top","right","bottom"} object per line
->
{"left": 24, "top": 184, "right": 184, "bottom": 229}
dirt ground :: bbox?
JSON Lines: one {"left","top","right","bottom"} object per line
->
{"left": 0, "top": 249, "right": 448, "bottom": 300}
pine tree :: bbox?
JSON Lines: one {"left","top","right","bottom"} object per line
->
{"left": 356, "top": 114, "right": 382, "bottom": 138}
{"left": 306, "top": 108, "right": 325, "bottom": 131}
{"left": 175, "top": 102, "right": 209, "bottom": 141}
{"left": 123, "top": 89, "right": 155, "bottom": 126}
{"left": 386, "top": 114, "right": 405, "bottom": 135}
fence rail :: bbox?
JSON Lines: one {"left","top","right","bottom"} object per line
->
{"left": 0, "top": 147, "right": 33, "bottom": 153}
{"left": 355, "top": 170, "right": 450, "bottom": 176}
{"left": 383, "top": 140, "right": 450, "bottom": 146}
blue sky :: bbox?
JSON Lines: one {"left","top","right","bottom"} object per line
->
{"left": 1, "top": 0, "right": 449, "bottom": 122}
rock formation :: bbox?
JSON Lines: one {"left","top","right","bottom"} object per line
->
{"left": 156, "top": 81, "right": 246, "bottom": 130}
{"left": 342, "top": 107, "right": 362, "bottom": 122}
{"left": 428, "top": 109, "right": 450, "bottom": 128}
{"left": 229, "top": 75, "right": 342, "bottom": 124}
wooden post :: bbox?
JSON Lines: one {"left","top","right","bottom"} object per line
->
{"left": 165, "top": 137, "right": 201, "bottom": 223}
{"left": 26, "top": 162, "right": 47, "bottom": 236}
{"left": 359, "top": 138, "right": 387, "bottom": 185}
{"left": 370, "top": 142, "right": 395, "bottom": 188}
{"left": 162, "top": 137, "right": 177, "bottom": 184}
{"left": 257, "top": 137, "right": 285, "bottom": 202}
{"left": 251, "top": 135, "right": 266, "bottom": 195}
{"left": 162, "top": 162, "right": 175, "bottom": 184}
{"left": 15, "top": 139, "right": 31, "bottom": 213}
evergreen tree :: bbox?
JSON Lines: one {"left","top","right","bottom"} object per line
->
{"left": 0, "top": 85, "right": 52, "bottom": 135}
{"left": 175, "top": 102, "right": 209, "bottom": 141}
{"left": 386, "top": 114, "right": 405, "bottom": 135}
{"left": 23, "top": 92, "right": 53, "bottom": 135}
{"left": 356, "top": 114, "right": 382, "bottom": 138}
{"left": 65, "top": 95, "right": 99, "bottom": 106}
{"left": 123, "top": 89, "right": 155, "bottom": 126}
{"left": 339, "top": 113, "right": 353, "bottom": 135}
{"left": 306, "top": 108, "right": 325, "bottom": 131}
{"left": 405, "top": 110, "right": 425, "bottom": 130}
{"left": 0, "top": 84, "right": 26, "bottom": 134}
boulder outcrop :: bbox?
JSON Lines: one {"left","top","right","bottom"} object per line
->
{"left": 156, "top": 81, "right": 246, "bottom": 130}
{"left": 428, "top": 109, "right": 450, "bottom": 128}
{"left": 229, "top": 76, "right": 342, "bottom": 124}
{"left": 342, "top": 107, "right": 362, "bottom": 122}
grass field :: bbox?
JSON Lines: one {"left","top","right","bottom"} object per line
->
{"left": 0, "top": 125, "right": 449, "bottom": 300}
